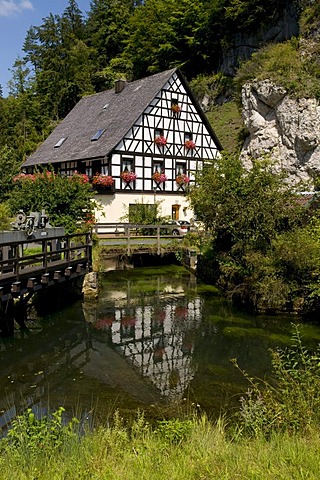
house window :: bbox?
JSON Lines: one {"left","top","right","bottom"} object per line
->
{"left": 91, "top": 129, "right": 105, "bottom": 141}
{"left": 176, "top": 162, "right": 186, "bottom": 176}
{"left": 92, "top": 159, "right": 102, "bottom": 176}
{"left": 60, "top": 161, "right": 77, "bottom": 176}
{"left": 184, "top": 132, "right": 193, "bottom": 142}
{"left": 122, "top": 157, "right": 134, "bottom": 172}
{"left": 153, "top": 160, "right": 164, "bottom": 173}
{"left": 54, "top": 137, "right": 67, "bottom": 148}
{"left": 155, "top": 128, "right": 164, "bottom": 138}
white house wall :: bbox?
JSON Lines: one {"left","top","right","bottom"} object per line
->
{"left": 94, "top": 192, "right": 193, "bottom": 224}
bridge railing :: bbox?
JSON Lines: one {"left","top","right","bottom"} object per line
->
{"left": 93, "top": 223, "right": 185, "bottom": 255}
{"left": 0, "top": 232, "right": 91, "bottom": 279}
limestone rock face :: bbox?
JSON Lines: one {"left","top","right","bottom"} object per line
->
{"left": 241, "top": 80, "right": 320, "bottom": 184}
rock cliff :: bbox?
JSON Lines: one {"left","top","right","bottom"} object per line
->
{"left": 240, "top": 79, "right": 320, "bottom": 185}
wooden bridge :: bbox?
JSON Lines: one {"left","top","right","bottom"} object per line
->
{"left": 93, "top": 222, "right": 190, "bottom": 256}
{"left": 0, "top": 231, "right": 92, "bottom": 336}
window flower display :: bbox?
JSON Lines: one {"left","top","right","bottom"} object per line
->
{"left": 175, "top": 173, "right": 190, "bottom": 186}
{"left": 152, "top": 171, "right": 167, "bottom": 183}
{"left": 171, "top": 104, "right": 181, "bottom": 113}
{"left": 184, "top": 140, "right": 196, "bottom": 150}
{"left": 120, "top": 171, "right": 137, "bottom": 182}
{"left": 154, "top": 135, "right": 167, "bottom": 146}
{"left": 92, "top": 174, "right": 114, "bottom": 187}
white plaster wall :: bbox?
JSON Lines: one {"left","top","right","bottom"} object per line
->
{"left": 93, "top": 192, "right": 193, "bottom": 223}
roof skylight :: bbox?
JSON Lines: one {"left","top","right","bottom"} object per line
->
{"left": 91, "top": 129, "right": 105, "bottom": 141}
{"left": 54, "top": 137, "right": 67, "bottom": 148}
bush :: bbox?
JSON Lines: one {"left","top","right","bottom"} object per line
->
{"left": 234, "top": 325, "right": 320, "bottom": 436}
{"left": 2, "top": 407, "right": 79, "bottom": 456}
{"left": 8, "top": 170, "right": 95, "bottom": 233}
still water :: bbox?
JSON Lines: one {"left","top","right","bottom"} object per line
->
{"left": 1, "top": 265, "right": 320, "bottom": 428}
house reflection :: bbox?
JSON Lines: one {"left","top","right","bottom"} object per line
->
{"left": 92, "top": 297, "right": 203, "bottom": 400}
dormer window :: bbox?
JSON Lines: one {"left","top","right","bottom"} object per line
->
{"left": 54, "top": 137, "right": 67, "bottom": 148}
{"left": 91, "top": 129, "right": 105, "bottom": 141}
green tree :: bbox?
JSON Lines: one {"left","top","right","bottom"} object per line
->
{"left": 188, "top": 154, "right": 306, "bottom": 310}
{"left": 85, "top": 0, "right": 133, "bottom": 90}
{"left": 0, "top": 146, "right": 21, "bottom": 201}
{"left": 8, "top": 171, "right": 95, "bottom": 233}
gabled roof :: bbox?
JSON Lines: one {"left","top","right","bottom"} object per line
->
{"left": 23, "top": 68, "right": 222, "bottom": 168}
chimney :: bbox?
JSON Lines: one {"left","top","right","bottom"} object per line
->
{"left": 115, "top": 79, "right": 126, "bottom": 94}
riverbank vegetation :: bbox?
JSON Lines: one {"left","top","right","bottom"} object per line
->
{"left": 188, "top": 153, "right": 320, "bottom": 315}
{"left": 1, "top": 326, "right": 320, "bottom": 479}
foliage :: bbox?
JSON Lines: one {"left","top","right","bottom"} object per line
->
{"left": 235, "top": 39, "right": 320, "bottom": 100}
{"left": 8, "top": 170, "right": 95, "bottom": 233}
{"left": 0, "top": 202, "right": 12, "bottom": 231}
{"left": 121, "top": 198, "right": 168, "bottom": 227}
{"left": 188, "top": 153, "right": 314, "bottom": 311}
{"left": 3, "top": 407, "right": 79, "bottom": 455}
{"left": 155, "top": 418, "right": 194, "bottom": 444}
{"left": 205, "top": 101, "right": 245, "bottom": 153}
{"left": 235, "top": 325, "right": 320, "bottom": 436}
{"left": 1, "top": 408, "right": 320, "bottom": 478}
{"left": 0, "top": 146, "right": 21, "bottom": 201}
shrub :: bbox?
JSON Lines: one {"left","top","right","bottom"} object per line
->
{"left": 3, "top": 407, "right": 79, "bottom": 455}
{"left": 234, "top": 325, "right": 320, "bottom": 436}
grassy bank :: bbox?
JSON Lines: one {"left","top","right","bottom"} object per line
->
{"left": 0, "top": 413, "right": 319, "bottom": 479}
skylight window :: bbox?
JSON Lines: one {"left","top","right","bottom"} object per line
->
{"left": 54, "top": 137, "right": 67, "bottom": 148}
{"left": 91, "top": 129, "right": 105, "bottom": 141}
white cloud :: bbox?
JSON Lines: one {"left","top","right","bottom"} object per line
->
{"left": 0, "top": 0, "right": 34, "bottom": 17}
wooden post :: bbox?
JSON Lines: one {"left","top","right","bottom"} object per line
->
{"left": 157, "top": 226, "right": 161, "bottom": 255}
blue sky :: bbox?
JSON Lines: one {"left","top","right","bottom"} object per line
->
{"left": 0, "top": 0, "right": 91, "bottom": 97}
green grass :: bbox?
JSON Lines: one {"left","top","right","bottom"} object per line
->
{"left": 206, "top": 101, "right": 244, "bottom": 153}
{"left": 1, "top": 414, "right": 320, "bottom": 479}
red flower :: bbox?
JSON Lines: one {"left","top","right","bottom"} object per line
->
{"left": 72, "top": 171, "right": 90, "bottom": 183}
{"left": 154, "top": 136, "right": 167, "bottom": 146}
{"left": 120, "top": 171, "right": 137, "bottom": 182}
{"left": 13, "top": 173, "right": 36, "bottom": 182}
{"left": 152, "top": 172, "right": 167, "bottom": 183}
{"left": 171, "top": 104, "right": 181, "bottom": 113}
{"left": 184, "top": 140, "right": 196, "bottom": 150}
{"left": 176, "top": 174, "right": 190, "bottom": 185}
{"left": 92, "top": 174, "right": 114, "bottom": 187}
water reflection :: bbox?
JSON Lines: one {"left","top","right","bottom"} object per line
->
{"left": 88, "top": 293, "right": 202, "bottom": 401}
{"left": 1, "top": 265, "right": 320, "bottom": 431}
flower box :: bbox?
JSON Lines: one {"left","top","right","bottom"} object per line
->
{"left": 171, "top": 104, "right": 181, "bottom": 113}
{"left": 154, "top": 135, "right": 167, "bottom": 146}
{"left": 176, "top": 174, "right": 190, "bottom": 186}
{"left": 152, "top": 172, "right": 167, "bottom": 183}
{"left": 120, "top": 171, "right": 137, "bottom": 182}
{"left": 184, "top": 140, "right": 196, "bottom": 150}
{"left": 92, "top": 174, "right": 114, "bottom": 187}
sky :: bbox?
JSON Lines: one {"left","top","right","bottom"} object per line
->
{"left": 0, "top": 0, "right": 91, "bottom": 97}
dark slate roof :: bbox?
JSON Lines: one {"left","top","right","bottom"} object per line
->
{"left": 23, "top": 67, "right": 222, "bottom": 168}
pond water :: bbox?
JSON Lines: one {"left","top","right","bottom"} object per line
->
{"left": 1, "top": 265, "right": 320, "bottom": 429}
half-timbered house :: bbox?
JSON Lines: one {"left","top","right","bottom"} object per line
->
{"left": 22, "top": 68, "right": 222, "bottom": 224}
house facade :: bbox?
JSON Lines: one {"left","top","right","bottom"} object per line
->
{"left": 22, "top": 68, "right": 221, "bottom": 224}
